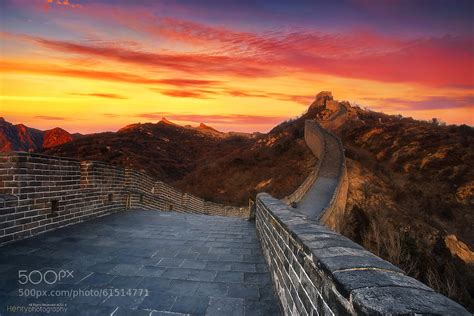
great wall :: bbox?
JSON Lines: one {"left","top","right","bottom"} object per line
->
{"left": 0, "top": 155, "right": 248, "bottom": 244}
{"left": 0, "top": 92, "right": 469, "bottom": 315}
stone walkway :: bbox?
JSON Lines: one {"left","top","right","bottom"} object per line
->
{"left": 0, "top": 210, "right": 280, "bottom": 316}
{"left": 296, "top": 131, "right": 342, "bottom": 219}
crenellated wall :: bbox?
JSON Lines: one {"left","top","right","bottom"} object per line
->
{"left": 256, "top": 104, "right": 469, "bottom": 314}
{"left": 0, "top": 152, "right": 248, "bottom": 245}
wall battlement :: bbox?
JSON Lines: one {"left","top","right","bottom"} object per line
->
{"left": 0, "top": 152, "right": 248, "bottom": 245}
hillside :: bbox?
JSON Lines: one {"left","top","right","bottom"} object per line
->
{"left": 43, "top": 117, "right": 318, "bottom": 205}
{"left": 335, "top": 108, "right": 474, "bottom": 311}
{"left": 0, "top": 118, "right": 74, "bottom": 151}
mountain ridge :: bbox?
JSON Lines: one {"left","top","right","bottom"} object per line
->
{"left": 0, "top": 118, "right": 74, "bottom": 152}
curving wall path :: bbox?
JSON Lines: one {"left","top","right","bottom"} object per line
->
{"left": 255, "top": 102, "right": 469, "bottom": 314}
{"left": 294, "top": 121, "right": 345, "bottom": 221}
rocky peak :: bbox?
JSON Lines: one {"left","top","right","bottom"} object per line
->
{"left": 118, "top": 123, "right": 141, "bottom": 132}
{"left": 160, "top": 117, "right": 178, "bottom": 126}
{"left": 198, "top": 123, "right": 218, "bottom": 131}
{"left": 43, "top": 127, "right": 73, "bottom": 149}
{"left": 158, "top": 117, "right": 181, "bottom": 127}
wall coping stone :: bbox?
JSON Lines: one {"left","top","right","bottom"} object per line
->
{"left": 256, "top": 192, "right": 469, "bottom": 315}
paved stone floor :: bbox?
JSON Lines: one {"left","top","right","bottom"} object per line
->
{"left": 296, "top": 132, "right": 342, "bottom": 219}
{"left": 0, "top": 210, "right": 280, "bottom": 316}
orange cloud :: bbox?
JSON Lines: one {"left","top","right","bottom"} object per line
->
{"left": 366, "top": 95, "right": 474, "bottom": 111}
{"left": 70, "top": 92, "right": 128, "bottom": 99}
{"left": 0, "top": 60, "right": 221, "bottom": 88}
{"left": 156, "top": 89, "right": 217, "bottom": 99}
{"left": 135, "top": 112, "right": 287, "bottom": 126}
{"left": 34, "top": 115, "right": 67, "bottom": 120}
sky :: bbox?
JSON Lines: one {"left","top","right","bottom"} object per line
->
{"left": 0, "top": 0, "right": 473, "bottom": 133}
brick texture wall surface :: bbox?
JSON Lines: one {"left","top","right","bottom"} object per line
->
{"left": 0, "top": 152, "right": 249, "bottom": 245}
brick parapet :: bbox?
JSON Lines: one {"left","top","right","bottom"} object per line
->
{"left": 0, "top": 152, "right": 248, "bottom": 245}
{"left": 256, "top": 193, "right": 469, "bottom": 315}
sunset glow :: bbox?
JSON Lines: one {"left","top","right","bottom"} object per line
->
{"left": 1, "top": 0, "right": 473, "bottom": 133}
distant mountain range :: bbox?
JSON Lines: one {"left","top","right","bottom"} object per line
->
{"left": 0, "top": 116, "right": 263, "bottom": 153}
{"left": 40, "top": 115, "right": 312, "bottom": 205}
{"left": 0, "top": 115, "right": 312, "bottom": 206}
{"left": 0, "top": 117, "right": 78, "bottom": 152}
{"left": 0, "top": 115, "right": 315, "bottom": 205}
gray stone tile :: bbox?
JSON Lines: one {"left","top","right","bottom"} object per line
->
{"left": 187, "top": 269, "right": 217, "bottom": 282}
{"left": 79, "top": 272, "right": 116, "bottom": 287}
{"left": 87, "top": 262, "right": 118, "bottom": 274}
{"left": 206, "top": 297, "right": 245, "bottom": 316}
{"left": 138, "top": 277, "right": 172, "bottom": 292}
{"left": 219, "top": 254, "right": 244, "bottom": 262}
{"left": 113, "top": 307, "right": 151, "bottom": 316}
{"left": 166, "top": 279, "right": 199, "bottom": 296}
{"left": 195, "top": 282, "right": 229, "bottom": 297}
{"left": 258, "top": 285, "right": 277, "bottom": 301}
{"left": 231, "top": 262, "right": 257, "bottom": 272}
{"left": 227, "top": 284, "right": 260, "bottom": 299}
{"left": 209, "top": 247, "right": 232, "bottom": 255}
{"left": 171, "top": 295, "right": 210, "bottom": 314}
{"left": 139, "top": 291, "right": 177, "bottom": 310}
{"left": 161, "top": 267, "right": 194, "bottom": 280}
{"left": 197, "top": 253, "right": 216, "bottom": 261}
{"left": 136, "top": 266, "right": 166, "bottom": 277}
{"left": 111, "top": 264, "right": 143, "bottom": 276}
{"left": 109, "top": 276, "right": 144, "bottom": 288}
{"left": 243, "top": 273, "right": 272, "bottom": 285}
{"left": 157, "top": 258, "right": 185, "bottom": 268}
{"left": 242, "top": 255, "right": 265, "bottom": 264}
{"left": 205, "top": 261, "right": 232, "bottom": 271}
{"left": 150, "top": 311, "right": 187, "bottom": 316}
{"left": 175, "top": 251, "right": 199, "bottom": 260}
{"left": 102, "top": 293, "right": 146, "bottom": 309}
{"left": 180, "top": 259, "right": 207, "bottom": 270}
{"left": 214, "top": 271, "right": 244, "bottom": 283}
{"left": 245, "top": 299, "right": 282, "bottom": 316}
{"left": 66, "top": 304, "right": 116, "bottom": 315}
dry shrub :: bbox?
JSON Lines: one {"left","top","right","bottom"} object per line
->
{"left": 339, "top": 204, "right": 473, "bottom": 311}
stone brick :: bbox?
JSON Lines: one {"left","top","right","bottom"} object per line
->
{"left": 255, "top": 193, "right": 469, "bottom": 315}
